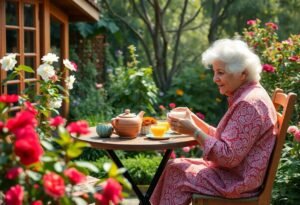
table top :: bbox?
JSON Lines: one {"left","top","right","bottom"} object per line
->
{"left": 75, "top": 127, "right": 198, "bottom": 151}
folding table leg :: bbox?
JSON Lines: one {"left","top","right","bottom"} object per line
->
{"left": 145, "top": 149, "right": 172, "bottom": 201}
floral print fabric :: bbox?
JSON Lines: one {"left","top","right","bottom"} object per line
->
{"left": 150, "top": 82, "right": 277, "bottom": 205}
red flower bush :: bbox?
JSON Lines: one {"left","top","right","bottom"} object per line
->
{"left": 49, "top": 115, "right": 66, "bottom": 127}
{"left": 64, "top": 167, "right": 86, "bottom": 185}
{"left": 43, "top": 172, "right": 65, "bottom": 199}
{"left": 67, "top": 120, "right": 90, "bottom": 135}
{"left": 95, "top": 178, "right": 123, "bottom": 205}
{"left": 5, "top": 184, "right": 24, "bottom": 205}
{"left": 0, "top": 94, "right": 19, "bottom": 103}
{"left": 14, "top": 137, "right": 43, "bottom": 166}
{"left": 5, "top": 167, "right": 23, "bottom": 180}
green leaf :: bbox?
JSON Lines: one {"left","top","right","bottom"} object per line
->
{"left": 40, "top": 139, "right": 54, "bottom": 151}
{"left": 66, "top": 145, "right": 83, "bottom": 159}
{"left": 26, "top": 170, "right": 42, "bottom": 181}
{"left": 75, "top": 161, "right": 99, "bottom": 173}
{"left": 72, "top": 197, "right": 88, "bottom": 205}
{"left": 15, "top": 64, "right": 34, "bottom": 73}
{"left": 54, "top": 162, "right": 64, "bottom": 173}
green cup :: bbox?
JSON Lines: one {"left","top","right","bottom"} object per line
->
{"left": 96, "top": 124, "right": 113, "bottom": 138}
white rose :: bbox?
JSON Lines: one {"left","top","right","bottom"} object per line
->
{"left": 63, "top": 59, "right": 76, "bottom": 71}
{"left": 49, "top": 98, "right": 62, "bottom": 109}
{"left": 41, "top": 53, "right": 59, "bottom": 64}
{"left": 37, "top": 63, "right": 55, "bottom": 82}
{"left": 0, "top": 53, "right": 17, "bottom": 71}
{"left": 65, "top": 75, "right": 76, "bottom": 90}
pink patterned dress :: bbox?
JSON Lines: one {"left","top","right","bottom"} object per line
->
{"left": 150, "top": 82, "right": 277, "bottom": 205}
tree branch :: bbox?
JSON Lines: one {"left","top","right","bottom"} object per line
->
{"left": 182, "top": 7, "right": 202, "bottom": 28}
{"left": 103, "top": 0, "right": 153, "bottom": 67}
{"left": 162, "top": 0, "right": 171, "bottom": 15}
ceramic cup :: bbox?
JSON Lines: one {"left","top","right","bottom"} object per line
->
{"left": 96, "top": 123, "right": 113, "bottom": 138}
{"left": 168, "top": 110, "right": 187, "bottom": 119}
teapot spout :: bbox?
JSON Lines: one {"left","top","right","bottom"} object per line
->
{"left": 137, "top": 111, "right": 145, "bottom": 119}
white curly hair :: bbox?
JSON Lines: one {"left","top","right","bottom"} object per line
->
{"left": 202, "top": 39, "right": 262, "bottom": 82}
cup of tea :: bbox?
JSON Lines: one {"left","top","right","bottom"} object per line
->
{"left": 168, "top": 110, "right": 187, "bottom": 119}
{"left": 157, "top": 121, "right": 170, "bottom": 132}
{"left": 150, "top": 125, "right": 167, "bottom": 138}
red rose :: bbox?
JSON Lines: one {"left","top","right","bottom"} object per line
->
{"left": 67, "top": 120, "right": 90, "bottom": 135}
{"left": 43, "top": 172, "right": 65, "bottom": 199}
{"left": 5, "top": 167, "right": 23, "bottom": 180}
{"left": 6, "top": 110, "right": 38, "bottom": 134}
{"left": 94, "top": 178, "right": 122, "bottom": 205}
{"left": 64, "top": 167, "right": 86, "bottom": 184}
{"left": 0, "top": 94, "right": 19, "bottom": 103}
{"left": 49, "top": 116, "right": 66, "bottom": 127}
{"left": 14, "top": 125, "right": 39, "bottom": 141}
{"left": 31, "top": 201, "right": 43, "bottom": 205}
{"left": 265, "top": 22, "right": 278, "bottom": 30}
{"left": 288, "top": 56, "right": 299, "bottom": 62}
{"left": 5, "top": 185, "right": 24, "bottom": 205}
{"left": 262, "top": 64, "right": 275, "bottom": 73}
{"left": 14, "top": 137, "right": 43, "bottom": 166}
{"left": 24, "top": 101, "right": 38, "bottom": 116}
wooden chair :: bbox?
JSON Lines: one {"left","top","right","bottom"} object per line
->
{"left": 192, "top": 88, "right": 297, "bottom": 205}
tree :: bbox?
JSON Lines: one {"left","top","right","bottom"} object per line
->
{"left": 102, "top": 0, "right": 204, "bottom": 93}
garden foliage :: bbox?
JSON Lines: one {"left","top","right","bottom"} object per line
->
{"left": 106, "top": 45, "right": 158, "bottom": 115}
{"left": 0, "top": 53, "right": 125, "bottom": 205}
{"left": 242, "top": 19, "right": 300, "bottom": 205}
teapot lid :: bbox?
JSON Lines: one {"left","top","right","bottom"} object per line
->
{"left": 118, "top": 109, "right": 136, "bottom": 118}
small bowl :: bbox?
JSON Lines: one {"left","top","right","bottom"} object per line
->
{"left": 96, "top": 124, "right": 113, "bottom": 138}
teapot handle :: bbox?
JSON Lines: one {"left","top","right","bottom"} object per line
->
{"left": 111, "top": 118, "right": 117, "bottom": 129}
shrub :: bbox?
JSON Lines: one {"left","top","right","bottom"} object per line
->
{"left": 242, "top": 19, "right": 300, "bottom": 204}
{"left": 106, "top": 45, "right": 158, "bottom": 115}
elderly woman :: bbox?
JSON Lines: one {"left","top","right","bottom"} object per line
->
{"left": 150, "top": 39, "right": 277, "bottom": 205}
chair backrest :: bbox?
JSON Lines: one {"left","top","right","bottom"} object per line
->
{"left": 258, "top": 88, "right": 297, "bottom": 204}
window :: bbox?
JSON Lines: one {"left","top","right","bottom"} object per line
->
{"left": 1, "top": 0, "right": 40, "bottom": 111}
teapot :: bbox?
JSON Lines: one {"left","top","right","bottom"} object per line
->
{"left": 111, "top": 109, "right": 145, "bottom": 138}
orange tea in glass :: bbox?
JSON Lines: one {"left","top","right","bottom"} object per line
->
{"left": 150, "top": 125, "right": 167, "bottom": 138}
{"left": 157, "top": 121, "right": 170, "bottom": 132}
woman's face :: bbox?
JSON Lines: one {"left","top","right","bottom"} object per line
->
{"left": 212, "top": 60, "right": 246, "bottom": 96}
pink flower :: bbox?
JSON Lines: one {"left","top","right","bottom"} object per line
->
{"left": 159, "top": 105, "right": 166, "bottom": 111}
{"left": 262, "top": 64, "right": 275, "bottom": 73}
{"left": 287, "top": 125, "right": 298, "bottom": 134}
{"left": 196, "top": 112, "right": 205, "bottom": 120}
{"left": 265, "top": 22, "right": 278, "bottom": 30}
{"left": 31, "top": 201, "right": 43, "bottom": 205}
{"left": 294, "top": 130, "right": 300, "bottom": 142}
{"left": 5, "top": 185, "right": 24, "bottom": 205}
{"left": 0, "top": 94, "right": 19, "bottom": 103}
{"left": 64, "top": 168, "right": 86, "bottom": 185}
{"left": 94, "top": 178, "right": 122, "bottom": 205}
{"left": 288, "top": 56, "right": 299, "bottom": 62}
{"left": 5, "top": 167, "right": 23, "bottom": 180}
{"left": 67, "top": 120, "right": 90, "bottom": 135}
{"left": 71, "top": 61, "right": 78, "bottom": 71}
{"left": 170, "top": 151, "right": 176, "bottom": 159}
{"left": 43, "top": 172, "right": 65, "bottom": 199}
{"left": 49, "top": 116, "right": 66, "bottom": 127}
{"left": 182, "top": 146, "right": 190, "bottom": 153}
{"left": 169, "top": 103, "right": 176, "bottom": 109}
{"left": 14, "top": 137, "right": 43, "bottom": 166}
{"left": 247, "top": 20, "right": 256, "bottom": 25}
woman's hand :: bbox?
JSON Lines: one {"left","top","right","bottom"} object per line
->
{"left": 168, "top": 109, "right": 199, "bottom": 135}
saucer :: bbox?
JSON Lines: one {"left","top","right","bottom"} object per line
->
{"left": 146, "top": 134, "right": 170, "bottom": 140}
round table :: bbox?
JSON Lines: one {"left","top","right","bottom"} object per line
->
{"left": 76, "top": 126, "right": 198, "bottom": 205}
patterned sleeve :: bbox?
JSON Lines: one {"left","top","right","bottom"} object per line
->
{"left": 202, "top": 101, "right": 263, "bottom": 168}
